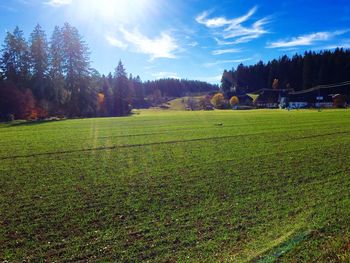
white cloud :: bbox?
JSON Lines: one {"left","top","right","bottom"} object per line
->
{"left": 196, "top": 11, "right": 232, "bottom": 28}
{"left": 196, "top": 7, "right": 257, "bottom": 28}
{"left": 118, "top": 27, "right": 180, "bottom": 60}
{"left": 151, "top": 72, "right": 180, "bottom": 79}
{"left": 188, "top": 41, "right": 199, "bottom": 47}
{"left": 203, "top": 58, "right": 252, "bottom": 68}
{"left": 196, "top": 6, "right": 270, "bottom": 46}
{"left": 212, "top": 48, "right": 241, "bottom": 55}
{"left": 45, "top": 0, "right": 71, "bottom": 7}
{"left": 223, "top": 17, "right": 270, "bottom": 42}
{"left": 267, "top": 30, "right": 349, "bottom": 48}
{"left": 105, "top": 35, "right": 127, "bottom": 49}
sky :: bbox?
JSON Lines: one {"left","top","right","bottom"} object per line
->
{"left": 1, "top": 0, "right": 350, "bottom": 84}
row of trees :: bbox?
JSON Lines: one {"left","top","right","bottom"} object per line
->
{"left": 0, "top": 23, "right": 102, "bottom": 120}
{"left": 221, "top": 49, "right": 350, "bottom": 98}
{"left": 143, "top": 79, "right": 218, "bottom": 98}
{"left": 0, "top": 24, "right": 218, "bottom": 121}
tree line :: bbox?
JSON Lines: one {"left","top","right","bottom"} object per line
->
{"left": 221, "top": 49, "right": 350, "bottom": 98}
{"left": 0, "top": 24, "right": 218, "bottom": 121}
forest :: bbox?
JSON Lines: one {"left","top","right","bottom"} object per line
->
{"left": 221, "top": 49, "right": 350, "bottom": 98}
{"left": 0, "top": 24, "right": 218, "bottom": 121}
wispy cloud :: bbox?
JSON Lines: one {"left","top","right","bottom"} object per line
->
{"left": 196, "top": 7, "right": 257, "bottom": 28}
{"left": 151, "top": 72, "right": 180, "bottom": 79}
{"left": 223, "top": 17, "right": 270, "bottom": 43}
{"left": 105, "top": 35, "right": 127, "bottom": 49}
{"left": 119, "top": 27, "right": 180, "bottom": 60}
{"left": 45, "top": 0, "right": 71, "bottom": 7}
{"left": 267, "top": 30, "right": 349, "bottom": 48}
{"left": 196, "top": 6, "right": 270, "bottom": 46}
{"left": 204, "top": 58, "right": 252, "bottom": 68}
{"left": 212, "top": 48, "right": 241, "bottom": 55}
{"left": 106, "top": 27, "right": 181, "bottom": 60}
{"left": 188, "top": 41, "right": 199, "bottom": 47}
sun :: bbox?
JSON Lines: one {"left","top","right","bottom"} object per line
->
{"left": 73, "top": 0, "right": 152, "bottom": 24}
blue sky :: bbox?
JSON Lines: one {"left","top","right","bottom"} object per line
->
{"left": 1, "top": 0, "right": 350, "bottom": 83}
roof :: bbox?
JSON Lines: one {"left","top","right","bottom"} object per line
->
{"left": 290, "top": 81, "right": 350, "bottom": 95}
{"left": 251, "top": 88, "right": 294, "bottom": 95}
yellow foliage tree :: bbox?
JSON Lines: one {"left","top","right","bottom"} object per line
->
{"left": 211, "top": 93, "right": 226, "bottom": 109}
{"left": 229, "top": 96, "right": 239, "bottom": 108}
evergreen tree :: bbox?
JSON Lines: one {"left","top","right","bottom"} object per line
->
{"left": 49, "top": 26, "right": 66, "bottom": 108}
{"left": 30, "top": 24, "right": 49, "bottom": 100}
{"left": 221, "top": 69, "right": 234, "bottom": 98}
{"left": 0, "top": 26, "right": 31, "bottom": 87}
{"left": 133, "top": 75, "right": 145, "bottom": 107}
{"left": 61, "top": 23, "right": 91, "bottom": 116}
{"left": 113, "top": 60, "right": 130, "bottom": 116}
{"left": 222, "top": 49, "right": 350, "bottom": 92}
{"left": 303, "top": 51, "right": 313, "bottom": 89}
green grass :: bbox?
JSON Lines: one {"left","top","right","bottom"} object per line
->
{"left": 1, "top": 109, "right": 350, "bottom": 262}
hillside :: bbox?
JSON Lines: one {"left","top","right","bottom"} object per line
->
{"left": 159, "top": 96, "right": 207, "bottom": 110}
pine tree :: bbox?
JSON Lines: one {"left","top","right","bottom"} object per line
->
{"left": 303, "top": 51, "right": 313, "bottom": 89}
{"left": 61, "top": 23, "right": 91, "bottom": 116}
{"left": 30, "top": 24, "right": 49, "bottom": 100}
{"left": 134, "top": 75, "right": 145, "bottom": 101}
{"left": 113, "top": 60, "right": 130, "bottom": 116}
{"left": 49, "top": 26, "right": 66, "bottom": 108}
{"left": 0, "top": 26, "right": 31, "bottom": 87}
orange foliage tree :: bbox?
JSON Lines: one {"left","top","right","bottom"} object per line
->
{"left": 211, "top": 93, "right": 227, "bottom": 109}
{"left": 229, "top": 96, "right": 239, "bottom": 108}
{"left": 272, "top": 79, "right": 279, "bottom": 89}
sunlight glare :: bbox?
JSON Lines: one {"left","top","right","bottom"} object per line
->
{"left": 75, "top": 0, "right": 152, "bottom": 24}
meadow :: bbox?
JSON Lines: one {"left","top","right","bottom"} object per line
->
{"left": 1, "top": 109, "right": 350, "bottom": 262}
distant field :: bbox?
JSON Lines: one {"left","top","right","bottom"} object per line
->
{"left": 1, "top": 109, "right": 350, "bottom": 262}
{"left": 161, "top": 96, "right": 205, "bottom": 110}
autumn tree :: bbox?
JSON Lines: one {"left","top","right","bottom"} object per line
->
{"left": 229, "top": 96, "right": 239, "bottom": 109}
{"left": 272, "top": 79, "right": 279, "bottom": 89}
{"left": 211, "top": 93, "right": 227, "bottom": 109}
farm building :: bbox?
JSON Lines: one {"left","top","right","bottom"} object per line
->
{"left": 288, "top": 81, "right": 350, "bottom": 108}
{"left": 252, "top": 89, "right": 292, "bottom": 108}
{"left": 241, "top": 81, "right": 350, "bottom": 109}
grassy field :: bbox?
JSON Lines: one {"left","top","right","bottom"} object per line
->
{"left": 161, "top": 96, "right": 205, "bottom": 110}
{"left": 1, "top": 109, "right": 350, "bottom": 262}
